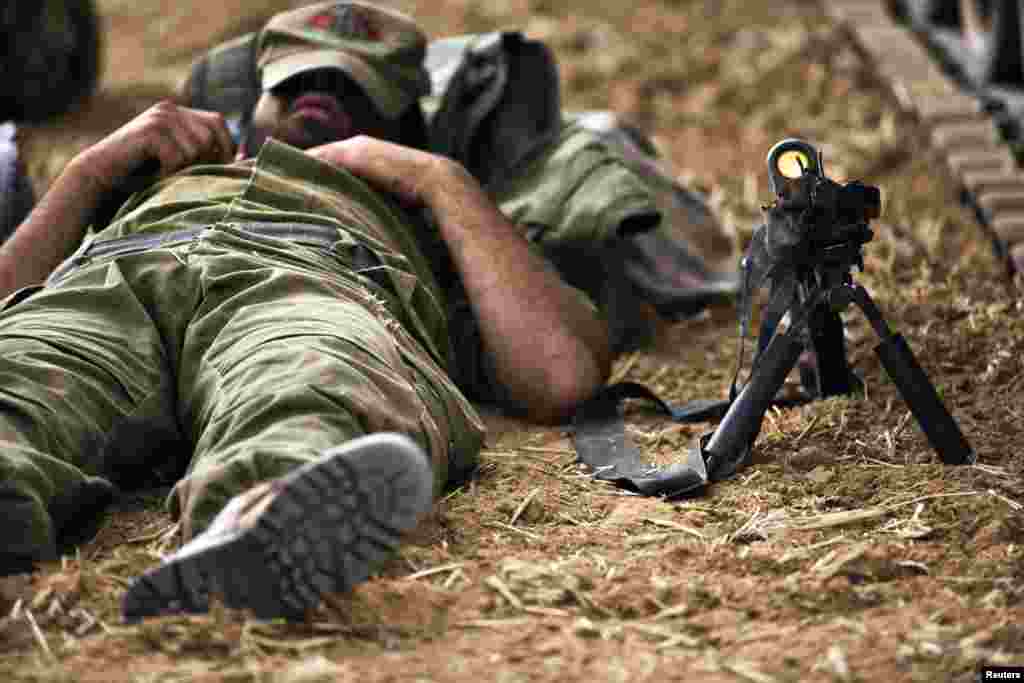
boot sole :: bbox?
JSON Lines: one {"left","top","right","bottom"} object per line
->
{"left": 121, "top": 432, "right": 433, "bottom": 620}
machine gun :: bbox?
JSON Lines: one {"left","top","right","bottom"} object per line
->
{"left": 701, "top": 138, "right": 974, "bottom": 477}
{"left": 572, "top": 138, "right": 973, "bottom": 498}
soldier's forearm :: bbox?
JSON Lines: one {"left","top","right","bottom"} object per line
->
{"left": 425, "top": 160, "right": 613, "bottom": 422}
{"left": 308, "top": 135, "right": 613, "bottom": 421}
{"left": 0, "top": 155, "right": 105, "bottom": 298}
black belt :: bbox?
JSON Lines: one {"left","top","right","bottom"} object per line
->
{"left": 48, "top": 222, "right": 344, "bottom": 284}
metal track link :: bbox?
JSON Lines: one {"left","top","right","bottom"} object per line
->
{"left": 822, "top": 0, "right": 1024, "bottom": 273}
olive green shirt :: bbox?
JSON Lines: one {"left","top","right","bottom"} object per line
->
{"left": 103, "top": 139, "right": 457, "bottom": 375}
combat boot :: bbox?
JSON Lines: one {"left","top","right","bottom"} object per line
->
{"left": 122, "top": 433, "right": 434, "bottom": 621}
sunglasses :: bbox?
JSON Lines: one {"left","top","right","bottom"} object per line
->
{"left": 271, "top": 68, "right": 366, "bottom": 100}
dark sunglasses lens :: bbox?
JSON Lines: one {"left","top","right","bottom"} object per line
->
{"left": 277, "top": 69, "right": 355, "bottom": 96}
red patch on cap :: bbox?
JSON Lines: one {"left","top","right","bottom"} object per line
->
{"left": 306, "top": 6, "right": 381, "bottom": 41}
{"left": 309, "top": 13, "right": 334, "bottom": 30}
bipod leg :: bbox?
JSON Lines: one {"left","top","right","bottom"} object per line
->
{"left": 803, "top": 301, "right": 862, "bottom": 399}
{"left": 840, "top": 284, "right": 974, "bottom": 465}
{"left": 702, "top": 298, "right": 811, "bottom": 478}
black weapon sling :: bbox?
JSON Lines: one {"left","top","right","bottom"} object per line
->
{"left": 572, "top": 196, "right": 859, "bottom": 498}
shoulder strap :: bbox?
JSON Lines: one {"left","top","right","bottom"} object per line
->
{"left": 571, "top": 382, "right": 727, "bottom": 497}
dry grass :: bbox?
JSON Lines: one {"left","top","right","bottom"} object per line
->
{"left": 3, "top": 0, "right": 1023, "bottom": 681}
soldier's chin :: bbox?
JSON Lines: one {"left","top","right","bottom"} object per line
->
{"left": 295, "top": 117, "right": 355, "bottom": 147}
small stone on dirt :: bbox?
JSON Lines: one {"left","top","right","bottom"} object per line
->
{"left": 806, "top": 465, "right": 835, "bottom": 485}
{"left": 786, "top": 446, "right": 832, "bottom": 471}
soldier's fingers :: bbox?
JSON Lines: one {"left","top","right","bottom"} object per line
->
{"left": 309, "top": 136, "right": 438, "bottom": 204}
{"left": 141, "top": 102, "right": 231, "bottom": 172}
{"left": 184, "top": 108, "right": 235, "bottom": 164}
{"left": 174, "top": 113, "right": 221, "bottom": 167}
{"left": 135, "top": 104, "right": 198, "bottom": 173}
{"left": 142, "top": 132, "right": 191, "bottom": 177}
{"left": 162, "top": 120, "right": 201, "bottom": 170}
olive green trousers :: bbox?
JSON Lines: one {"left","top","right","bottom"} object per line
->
{"left": 0, "top": 224, "right": 483, "bottom": 567}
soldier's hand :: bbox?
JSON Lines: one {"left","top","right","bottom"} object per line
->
{"left": 74, "top": 101, "right": 235, "bottom": 196}
{"left": 308, "top": 135, "right": 468, "bottom": 209}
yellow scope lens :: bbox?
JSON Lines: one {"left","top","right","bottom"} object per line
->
{"left": 776, "top": 149, "right": 811, "bottom": 179}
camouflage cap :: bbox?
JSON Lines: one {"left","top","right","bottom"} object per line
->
{"left": 258, "top": 1, "right": 431, "bottom": 119}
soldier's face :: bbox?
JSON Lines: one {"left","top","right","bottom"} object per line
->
{"left": 247, "top": 68, "right": 401, "bottom": 154}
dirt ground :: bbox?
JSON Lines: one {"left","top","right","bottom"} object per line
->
{"left": 2, "top": 0, "right": 1022, "bottom": 681}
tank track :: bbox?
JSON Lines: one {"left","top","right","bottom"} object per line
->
{"left": 822, "top": 0, "right": 1024, "bottom": 274}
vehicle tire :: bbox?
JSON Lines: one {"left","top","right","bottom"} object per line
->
{"left": 893, "top": 0, "right": 962, "bottom": 28}
{"left": 0, "top": 0, "right": 102, "bottom": 123}
{"left": 960, "top": 0, "right": 1024, "bottom": 86}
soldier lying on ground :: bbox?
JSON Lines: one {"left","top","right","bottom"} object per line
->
{"left": 177, "top": 8, "right": 741, "bottom": 353}
{"left": 0, "top": 2, "right": 614, "bottom": 620}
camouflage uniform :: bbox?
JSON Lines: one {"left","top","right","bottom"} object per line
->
{"left": 0, "top": 0, "right": 684, "bottom": 572}
{"left": 0, "top": 139, "right": 486, "bottom": 564}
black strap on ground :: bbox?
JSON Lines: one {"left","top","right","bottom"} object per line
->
{"left": 571, "top": 373, "right": 824, "bottom": 497}
{"left": 571, "top": 183, "right": 868, "bottom": 497}
{"left": 570, "top": 381, "right": 729, "bottom": 497}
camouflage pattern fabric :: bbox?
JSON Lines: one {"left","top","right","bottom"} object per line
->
{"left": 489, "top": 117, "right": 739, "bottom": 350}
{"left": 0, "top": 140, "right": 485, "bottom": 564}
{"left": 494, "top": 121, "right": 661, "bottom": 248}
{"left": 490, "top": 121, "right": 664, "bottom": 349}
{"left": 258, "top": 1, "right": 431, "bottom": 120}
